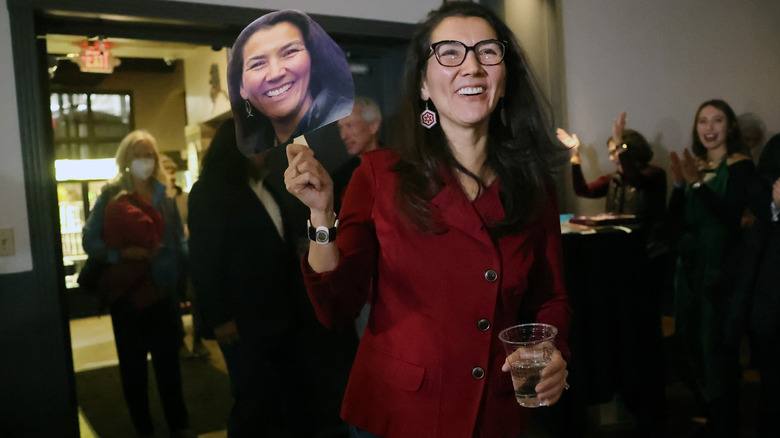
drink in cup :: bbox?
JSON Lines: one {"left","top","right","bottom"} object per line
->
{"left": 498, "top": 323, "right": 557, "bottom": 408}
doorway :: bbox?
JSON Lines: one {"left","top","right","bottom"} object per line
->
{"left": 15, "top": 2, "right": 413, "bottom": 435}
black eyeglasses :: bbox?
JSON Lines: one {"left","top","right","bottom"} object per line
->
{"left": 429, "top": 39, "right": 506, "bottom": 67}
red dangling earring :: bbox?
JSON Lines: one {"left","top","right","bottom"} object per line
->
{"left": 420, "top": 101, "right": 437, "bottom": 129}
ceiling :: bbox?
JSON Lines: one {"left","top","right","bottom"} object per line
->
{"left": 44, "top": 34, "right": 210, "bottom": 60}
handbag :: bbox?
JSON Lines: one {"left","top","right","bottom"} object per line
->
{"left": 77, "top": 256, "right": 108, "bottom": 294}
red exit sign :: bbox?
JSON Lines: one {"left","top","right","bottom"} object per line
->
{"left": 76, "top": 40, "right": 118, "bottom": 73}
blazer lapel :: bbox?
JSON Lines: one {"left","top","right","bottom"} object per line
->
{"left": 430, "top": 173, "right": 497, "bottom": 248}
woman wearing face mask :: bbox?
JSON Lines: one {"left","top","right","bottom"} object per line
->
{"left": 82, "top": 129, "right": 189, "bottom": 437}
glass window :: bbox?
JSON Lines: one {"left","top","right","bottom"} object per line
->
{"left": 51, "top": 91, "right": 133, "bottom": 159}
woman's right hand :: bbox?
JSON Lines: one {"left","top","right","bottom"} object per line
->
{"left": 556, "top": 128, "right": 580, "bottom": 160}
{"left": 285, "top": 143, "right": 335, "bottom": 215}
{"left": 285, "top": 143, "right": 340, "bottom": 273}
{"left": 669, "top": 149, "right": 700, "bottom": 185}
{"left": 669, "top": 151, "right": 685, "bottom": 185}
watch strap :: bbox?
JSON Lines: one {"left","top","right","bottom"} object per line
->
{"left": 308, "top": 219, "right": 339, "bottom": 244}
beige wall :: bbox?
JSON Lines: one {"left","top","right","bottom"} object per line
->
{"left": 97, "top": 60, "right": 187, "bottom": 154}
{"left": 183, "top": 47, "right": 231, "bottom": 127}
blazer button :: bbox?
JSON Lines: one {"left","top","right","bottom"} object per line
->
{"left": 484, "top": 269, "right": 498, "bottom": 282}
{"left": 477, "top": 318, "right": 491, "bottom": 331}
{"left": 472, "top": 367, "right": 485, "bottom": 380}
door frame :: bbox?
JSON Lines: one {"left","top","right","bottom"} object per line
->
{"left": 7, "top": 0, "right": 413, "bottom": 434}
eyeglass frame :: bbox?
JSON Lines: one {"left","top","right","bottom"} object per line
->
{"left": 428, "top": 39, "right": 507, "bottom": 67}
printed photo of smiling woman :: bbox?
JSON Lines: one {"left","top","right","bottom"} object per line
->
{"left": 228, "top": 9, "right": 354, "bottom": 156}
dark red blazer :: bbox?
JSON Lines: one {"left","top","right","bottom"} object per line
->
{"left": 304, "top": 149, "right": 571, "bottom": 438}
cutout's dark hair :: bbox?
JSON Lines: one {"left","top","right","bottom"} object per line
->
{"left": 390, "top": 1, "right": 567, "bottom": 235}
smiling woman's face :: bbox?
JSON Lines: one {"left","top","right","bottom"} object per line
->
{"left": 696, "top": 105, "right": 728, "bottom": 152}
{"left": 240, "top": 21, "right": 313, "bottom": 126}
{"left": 420, "top": 16, "right": 506, "bottom": 134}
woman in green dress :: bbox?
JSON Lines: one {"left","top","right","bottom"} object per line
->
{"left": 668, "top": 99, "right": 770, "bottom": 437}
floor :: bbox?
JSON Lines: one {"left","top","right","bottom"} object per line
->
{"left": 71, "top": 315, "right": 762, "bottom": 438}
{"left": 70, "top": 314, "right": 228, "bottom": 438}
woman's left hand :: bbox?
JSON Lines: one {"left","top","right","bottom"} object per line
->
{"left": 501, "top": 347, "right": 568, "bottom": 407}
{"left": 612, "top": 110, "right": 627, "bottom": 147}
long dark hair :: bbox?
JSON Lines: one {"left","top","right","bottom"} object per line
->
{"left": 199, "top": 118, "right": 251, "bottom": 186}
{"left": 390, "top": 1, "right": 566, "bottom": 235}
{"left": 228, "top": 10, "right": 352, "bottom": 154}
{"left": 691, "top": 99, "right": 743, "bottom": 160}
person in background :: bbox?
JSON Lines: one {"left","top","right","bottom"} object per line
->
{"left": 738, "top": 112, "right": 767, "bottom": 163}
{"left": 160, "top": 155, "right": 189, "bottom": 235}
{"left": 284, "top": 3, "right": 571, "bottom": 437}
{"left": 557, "top": 110, "right": 667, "bottom": 225}
{"left": 558, "top": 112, "right": 669, "bottom": 435}
{"left": 159, "top": 155, "right": 209, "bottom": 359}
{"left": 332, "top": 96, "right": 383, "bottom": 339}
{"left": 747, "top": 133, "right": 780, "bottom": 435}
{"left": 332, "top": 96, "right": 383, "bottom": 212}
{"left": 338, "top": 96, "right": 382, "bottom": 157}
{"left": 188, "top": 119, "right": 314, "bottom": 438}
{"left": 668, "top": 99, "right": 771, "bottom": 437}
{"left": 82, "top": 130, "right": 188, "bottom": 438}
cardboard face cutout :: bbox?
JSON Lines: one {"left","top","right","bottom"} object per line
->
{"left": 228, "top": 10, "right": 354, "bottom": 156}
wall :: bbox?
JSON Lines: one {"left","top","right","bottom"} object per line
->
{"left": 171, "top": 0, "right": 436, "bottom": 24}
{"left": 559, "top": 0, "right": 780, "bottom": 216}
{"left": 97, "top": 60, "right": 188, "bottom": 153}
{"left": 183, "top": 47, "right": 230, "bottom": 127}
{"left": 0, "top": 0, "right": 30, "bottom": 274}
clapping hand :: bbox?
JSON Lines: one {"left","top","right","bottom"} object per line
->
{"left": 556, "top": 128, "right": 581, "bottom": 160}
{"left": 612, "top": 110, "right": 627, "bottom": 148}
{"left": 669, "top": 149, "right": 700, "bottom": 185}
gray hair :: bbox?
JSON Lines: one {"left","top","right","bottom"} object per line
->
{"left": 738, "top": 112, "right": 766, "bottom": 136}
{"left": 354, "top": 96, "right": 382, "bottom": 125}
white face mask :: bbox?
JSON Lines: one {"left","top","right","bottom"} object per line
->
{"left": 130, "top": 158, "right": 155, "bottom": 180}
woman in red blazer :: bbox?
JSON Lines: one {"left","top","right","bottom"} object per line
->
{"left": 285, "top": 3, "right": 571, "bottom": 437}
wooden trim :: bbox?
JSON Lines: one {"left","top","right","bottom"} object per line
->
{"left": 28, "top": 0, "right": 417, "bottom": 47}
{"left": 7, "top": 1, "right": 80, "bottom": 436}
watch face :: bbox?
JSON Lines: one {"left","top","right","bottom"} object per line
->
{"left": 315, "top": 229, "right": 329, "bottom": 243}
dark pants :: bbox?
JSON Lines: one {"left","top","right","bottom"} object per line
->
{"left": 219, "top": 331, "right": 315, "bottom": 438}
{"left": 110, "top": 295, "right": 188, "bottom": 435}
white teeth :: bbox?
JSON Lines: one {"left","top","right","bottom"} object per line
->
{"left": 266, "top": 83, "right": 292, "bottom": 97}
{"left": 457, "top": 87, "right": 484, "bottom": 95}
